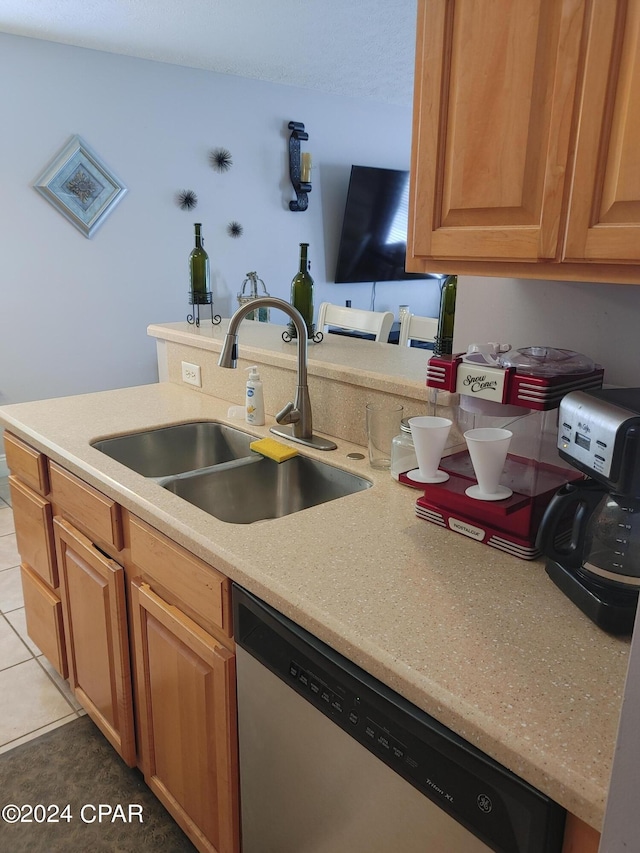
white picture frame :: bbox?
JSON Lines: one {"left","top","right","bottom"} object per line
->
{"left": 34, "top": 135, "right": 128, "bottom": 238}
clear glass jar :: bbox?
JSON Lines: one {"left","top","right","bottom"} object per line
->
{"left": 390, "top": 418, "right": 417, "bottom": 480}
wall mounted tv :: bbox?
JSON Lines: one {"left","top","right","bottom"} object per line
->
{"left": 334, "top": 165, "right": 437, "bottom": 284}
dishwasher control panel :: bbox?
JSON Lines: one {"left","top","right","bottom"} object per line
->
{"left": 289, "top": 659, "right": 409, "bottom": 761}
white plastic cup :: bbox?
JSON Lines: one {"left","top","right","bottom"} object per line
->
{"left": 407, "top": 416, "right": 452, "bottom": 483}
{"left": 464, "top": 427, "right": 513, "bottom": 501}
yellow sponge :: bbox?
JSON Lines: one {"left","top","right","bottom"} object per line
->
{"left": 250, "top": 437, "right": 299, "bottom": 463}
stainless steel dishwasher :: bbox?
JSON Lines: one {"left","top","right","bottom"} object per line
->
{"left": 233, "top": 585, "right": 566, "bottom": 853}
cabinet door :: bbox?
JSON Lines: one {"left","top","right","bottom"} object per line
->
{"left": 564, "top": 0, "right": 640, "bottom": 261}
{"left": 54, "top": 517, "right": 135, "bottom": 766}
{"left": 9, "top": 475, "right": 57, "bottom": 588}
{"left": 20, "top": 563, "right": 67, "bottom": 678}
{"left": 131, "top": 579, "right": 239, "bottom": 853}
{"left": 409, "top": 0, "right": 585, "bottom": 263}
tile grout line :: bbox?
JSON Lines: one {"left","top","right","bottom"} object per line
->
{"left": 0, "top": 611, "right": 37, "bottom": 662}
{"left": 2, "top": 607, "right": 83, "bottom": 716}
{"left": 32, "top": 655, "right": 84, "bottom": 715}
{"left": 0, "top": 714, "right": 79, "bottom": 755}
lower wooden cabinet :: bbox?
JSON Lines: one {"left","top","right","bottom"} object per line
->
{"left": 561, "top": 813, "right": 600, "bottom": 852}
{"left": 19, "top": 562, "right": 67, "bottom": 678}
{"left": 131, "top": 578, "right": 240, "bottom": 853}
{"left": 4, "top": 431, "right": 49, "bottom": 496}
{"left": 54, "top": 517, "right": 136, "bottom": 766}
{"left": 9, "top": 475, "right": 57, "bottom": 588}
{"left": 9, "top": 469, "right": 67, "bottom": 678}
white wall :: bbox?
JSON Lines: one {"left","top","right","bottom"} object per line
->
{"left": 454, "top": 276, "right": 640, "bottom": 388}
{"left": 0, "top": 32, "right": 441, "bottom": 408}
{"left": 2, "top": 33, "right": 640, "bottom": 410}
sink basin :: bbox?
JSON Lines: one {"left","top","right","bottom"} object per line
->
{"left": 163, "top": 454, "right": 371, "bottom": 523}
{"left": 91, "top": 421, "right": 256, "bottom": 477}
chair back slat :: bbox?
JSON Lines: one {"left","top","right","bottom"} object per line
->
{"left": 316, "top": 303, "right": 394, "bottom": 342}
{"left": 398, "top": 313, "right": 438, "bottom": 347}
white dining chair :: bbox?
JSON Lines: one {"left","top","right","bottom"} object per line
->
{"left": 398, "top": 313, "right": 438, "bottom": 347}
{"left": 316, "top": 303, "right": 394, "bottom": 343}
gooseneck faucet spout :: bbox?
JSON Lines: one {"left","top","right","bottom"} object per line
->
{"left": 218, "top": 297, "right": 336, "bottom": 451}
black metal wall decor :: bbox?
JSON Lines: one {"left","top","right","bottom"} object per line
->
{"left": 209, "top": 147, "right": 233, "bottom": 172}
{"left": 227, "top": 221, "right": 243, "bottom": 238}
{"left": 176, "top": 189, "right": 198, "bottom": 210}
{"left": 288, "top": 121, "right": 311, "bottom": 211}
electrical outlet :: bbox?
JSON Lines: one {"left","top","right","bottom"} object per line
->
{"left": 181, "top": 361, "right": 202, "bottom": 387}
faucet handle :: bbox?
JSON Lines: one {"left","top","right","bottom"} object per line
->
{"left": 275, "top": 401, "right": 300, "bottom": 425}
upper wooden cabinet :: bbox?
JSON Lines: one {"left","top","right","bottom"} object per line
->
{"left": 408, "top": 0, "right": 640, "bottom": 283}
{"left": 565, "top": 0, "right": 640, "bottom": 262}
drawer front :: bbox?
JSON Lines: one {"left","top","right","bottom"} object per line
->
{"left": 9, "top": 476, "right": 58, "bottom": 588}
{"left": 129, "top": 515, "right": 232, "bottom": 639}
{"left": 4, "top": 432, "right": 49, "bottom": 496}
{"left": 20, "top": 563, "right": 68, "bottom": 679}
{"left": 49, "top": 463, "right": 123, "bottom": 551}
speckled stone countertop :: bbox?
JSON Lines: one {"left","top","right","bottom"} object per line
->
{"left": 0, "top": 381, "right": 629, "bottom": 831}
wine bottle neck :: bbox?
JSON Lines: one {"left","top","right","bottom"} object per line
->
{"left": 434, "top": 274, "right": 457, "bottom": 356}
{"left": 298, "top": 243, "right": 309, "bottom": 273}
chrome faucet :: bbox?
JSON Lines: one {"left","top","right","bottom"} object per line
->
{"left": 218, "top": 297, "right": 337, "bottom": 451}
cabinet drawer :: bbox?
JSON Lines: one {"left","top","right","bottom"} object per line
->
{"left": 49, "top": 463, "right": 123, "bottom": 551}
{"left": 4, "top": 432, "right": 49, "bottom": 496}
{"left": 129, "top": 515, "right": 232, "bottom": 639}
{"left": 20, "top": 563, "right": 68, "bottom": 679}
{"left": 9, "top": 476, "right": 58, "bottom": 588}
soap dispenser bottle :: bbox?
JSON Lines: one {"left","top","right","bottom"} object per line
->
{"left": 245, "top": 366, "right": 265, "bottom": 426}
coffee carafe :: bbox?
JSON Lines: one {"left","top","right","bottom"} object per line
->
{"left": 536, "top": 387, "right": 640, "bottom": 634}
{"left": 537, "top": 480, "right": 640, "bottom": 633}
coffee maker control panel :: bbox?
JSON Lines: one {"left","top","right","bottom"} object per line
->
{"left": 558, "top": 388, "right": 640, "bottom": 494}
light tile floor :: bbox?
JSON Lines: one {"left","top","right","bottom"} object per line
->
{"left": 0, "top": 477, "right": 84, "bottom": 755}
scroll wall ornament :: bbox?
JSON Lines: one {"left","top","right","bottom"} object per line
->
{"left": 33, "top": 135, "right": 127, "bottom": 238}
{"left": 287, "top": 121, "right": 311, "bottom": 211}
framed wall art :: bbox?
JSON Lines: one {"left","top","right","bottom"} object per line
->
{"left": 33, "top": 135, "right": 128, "bottom": 238}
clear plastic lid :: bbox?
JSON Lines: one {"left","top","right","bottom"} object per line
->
{"left": 499, "top": 346, "right": 594, "bottom": 377}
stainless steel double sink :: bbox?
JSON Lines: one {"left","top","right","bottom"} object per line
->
{"left": 92, "top": 421, "right": 371, "bottom": 524}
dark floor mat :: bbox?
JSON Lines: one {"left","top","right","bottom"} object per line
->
{"left": 0, "top": 715, "right": 197, "bottom": 852}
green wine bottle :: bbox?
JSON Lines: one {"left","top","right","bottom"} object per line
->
{"left": 189, "top": 223, "right": 211, "bottom": 302}
{"left": 288, "top": 242, "right": 314, "bottom": 339}
{"left": 434, "top": 274, "right": 457, "bottom": 356}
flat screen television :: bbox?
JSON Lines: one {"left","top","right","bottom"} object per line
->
{"left": 334, "top": 165, "right": 436, "bottom": 284}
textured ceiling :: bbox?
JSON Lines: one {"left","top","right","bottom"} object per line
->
{"left": 0, "top": 0, "right": 417, "bottom": 106}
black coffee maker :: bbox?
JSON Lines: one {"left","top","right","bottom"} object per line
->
{"left": 537, "top": 387, "right": 640, "bottom": 634}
